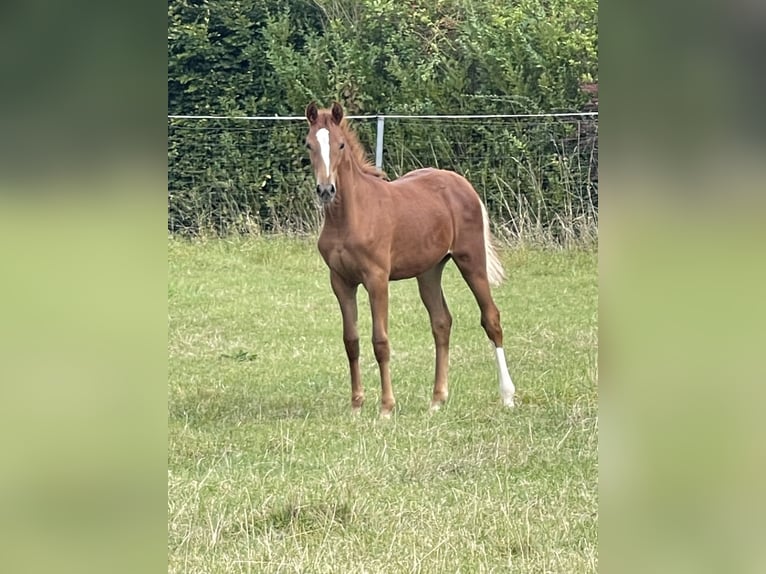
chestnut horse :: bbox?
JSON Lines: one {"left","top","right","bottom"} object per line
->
{"left": 304, "top": 101, "right": 515, "bottom": 417}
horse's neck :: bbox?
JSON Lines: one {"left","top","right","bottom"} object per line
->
{"left": 325, "top": 161, "right": 374, "bottom": 227}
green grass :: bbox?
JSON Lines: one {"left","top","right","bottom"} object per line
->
{"left": 168, "top": 236, "right": 598, "bottom": 573}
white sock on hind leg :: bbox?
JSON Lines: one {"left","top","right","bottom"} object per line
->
{"left": 495, "top": 347, "right": 515, "bottom": 407}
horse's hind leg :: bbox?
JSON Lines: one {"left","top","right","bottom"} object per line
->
{"left": 416, "top": 259, "right": 452, "bottom": 411}
{"left": 453, "top": 252, "right": 516, "bottom": 407}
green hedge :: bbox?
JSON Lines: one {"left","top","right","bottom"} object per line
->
{"left": 168, "top": 0, "right": 598, "bottom": 238}
{"left": 168, "top": 115, "right": 597, "bottom": 240}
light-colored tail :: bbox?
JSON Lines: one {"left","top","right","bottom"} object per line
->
{"left": 481, "top": 202, "right": 505, "bottom": 287}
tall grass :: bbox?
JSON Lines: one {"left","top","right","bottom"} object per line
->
{"left": 491, "top": 163, "right": 598, "bottom": 250}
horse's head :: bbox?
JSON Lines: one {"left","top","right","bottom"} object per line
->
{"left": 305, "top": 101, "right": 347, "bottom": 204}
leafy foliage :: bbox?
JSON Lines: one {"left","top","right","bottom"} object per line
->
{"left": 168, "top": 0, "right": 598, "bottom": 237}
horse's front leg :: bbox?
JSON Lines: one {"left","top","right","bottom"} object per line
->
{"left": 330, "top": 272, "right": 364, "bottom": 413}
{"left": 366, "top": 276, "right": 394, "bottom": 418}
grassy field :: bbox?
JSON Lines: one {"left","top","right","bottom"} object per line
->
{"left": 168, "top": 236, "right": 598, "bottom": 573}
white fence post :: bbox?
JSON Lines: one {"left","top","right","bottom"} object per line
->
{"left": 375, "top": 115, "right": 385, "bottom": 170}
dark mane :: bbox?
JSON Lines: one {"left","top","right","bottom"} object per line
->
{"left": 317, "top": 110, "right": 388, "bottom": 180}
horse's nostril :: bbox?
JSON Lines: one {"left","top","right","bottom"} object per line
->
{"left": 316, "top": 184, "right": 335, "bottom": 199}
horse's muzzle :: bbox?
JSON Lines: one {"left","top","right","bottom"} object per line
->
{"left": 316, "top": 183, "right": 336, "bottom": 203}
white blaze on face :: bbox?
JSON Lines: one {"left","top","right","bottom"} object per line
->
{"left": 495, "top": 347, "right": 515, "bottom": 407}
{"left": 316, "top": 128, "right": 331, "bottom": 178}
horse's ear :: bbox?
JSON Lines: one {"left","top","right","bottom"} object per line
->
{"left": 306, "top": 101, "right": 318, "bottom": 125}
{"left": 331, "top": 101, "right": 344, "bottom": 124}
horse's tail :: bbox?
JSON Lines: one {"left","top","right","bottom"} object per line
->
{"left": 481, "top": 202, "right": 505, "bottom": 287}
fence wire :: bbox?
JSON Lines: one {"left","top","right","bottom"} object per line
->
{"left": 168, "top": 115, "right": 598, "bottom": 242}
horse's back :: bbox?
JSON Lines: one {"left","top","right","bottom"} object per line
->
{"left": 393, "top": 167, "right": 467, "bottom": 185}
{"left": 389, "top": 167, "right": 482, "bottom": 215}
{"left": 393, "top": 167, "right": 438, "bottom": 182}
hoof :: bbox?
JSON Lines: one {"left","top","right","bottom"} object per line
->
{"left": 503, "top": 395, "right": 516, "bottom": 408}
{"left": 430, "top": 391, "right": 448, "bottom": 413}
{"left": 351, "top": 406, "right": 362, "bottom": 416}
{"left": 429, "top": 397, "right": 447, "bottom": 413}
{"left": 351, "top": 395, "right": 365, "bottom": 412}
{"left": 379, "top": 409, "right": 393, "bottom": 420}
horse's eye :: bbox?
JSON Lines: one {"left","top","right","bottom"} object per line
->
{"left": 305, "top": 143, "right": 311, "bottom": 150}
{"left": 339, "top": 142, "right": 345, "bottom": 149}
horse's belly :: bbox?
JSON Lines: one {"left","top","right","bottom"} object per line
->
{"left": 389, "top": 265, "right": 429, "bottom": 281}
{"left": 388, "top": 222, "right": 452, "bottom": 279}
{"left": 389, "top": 248, "right": 450, "bottom": 280}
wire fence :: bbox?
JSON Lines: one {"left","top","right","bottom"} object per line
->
{"left": 168, "top": 113, "right": 598, "bottom": 244}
